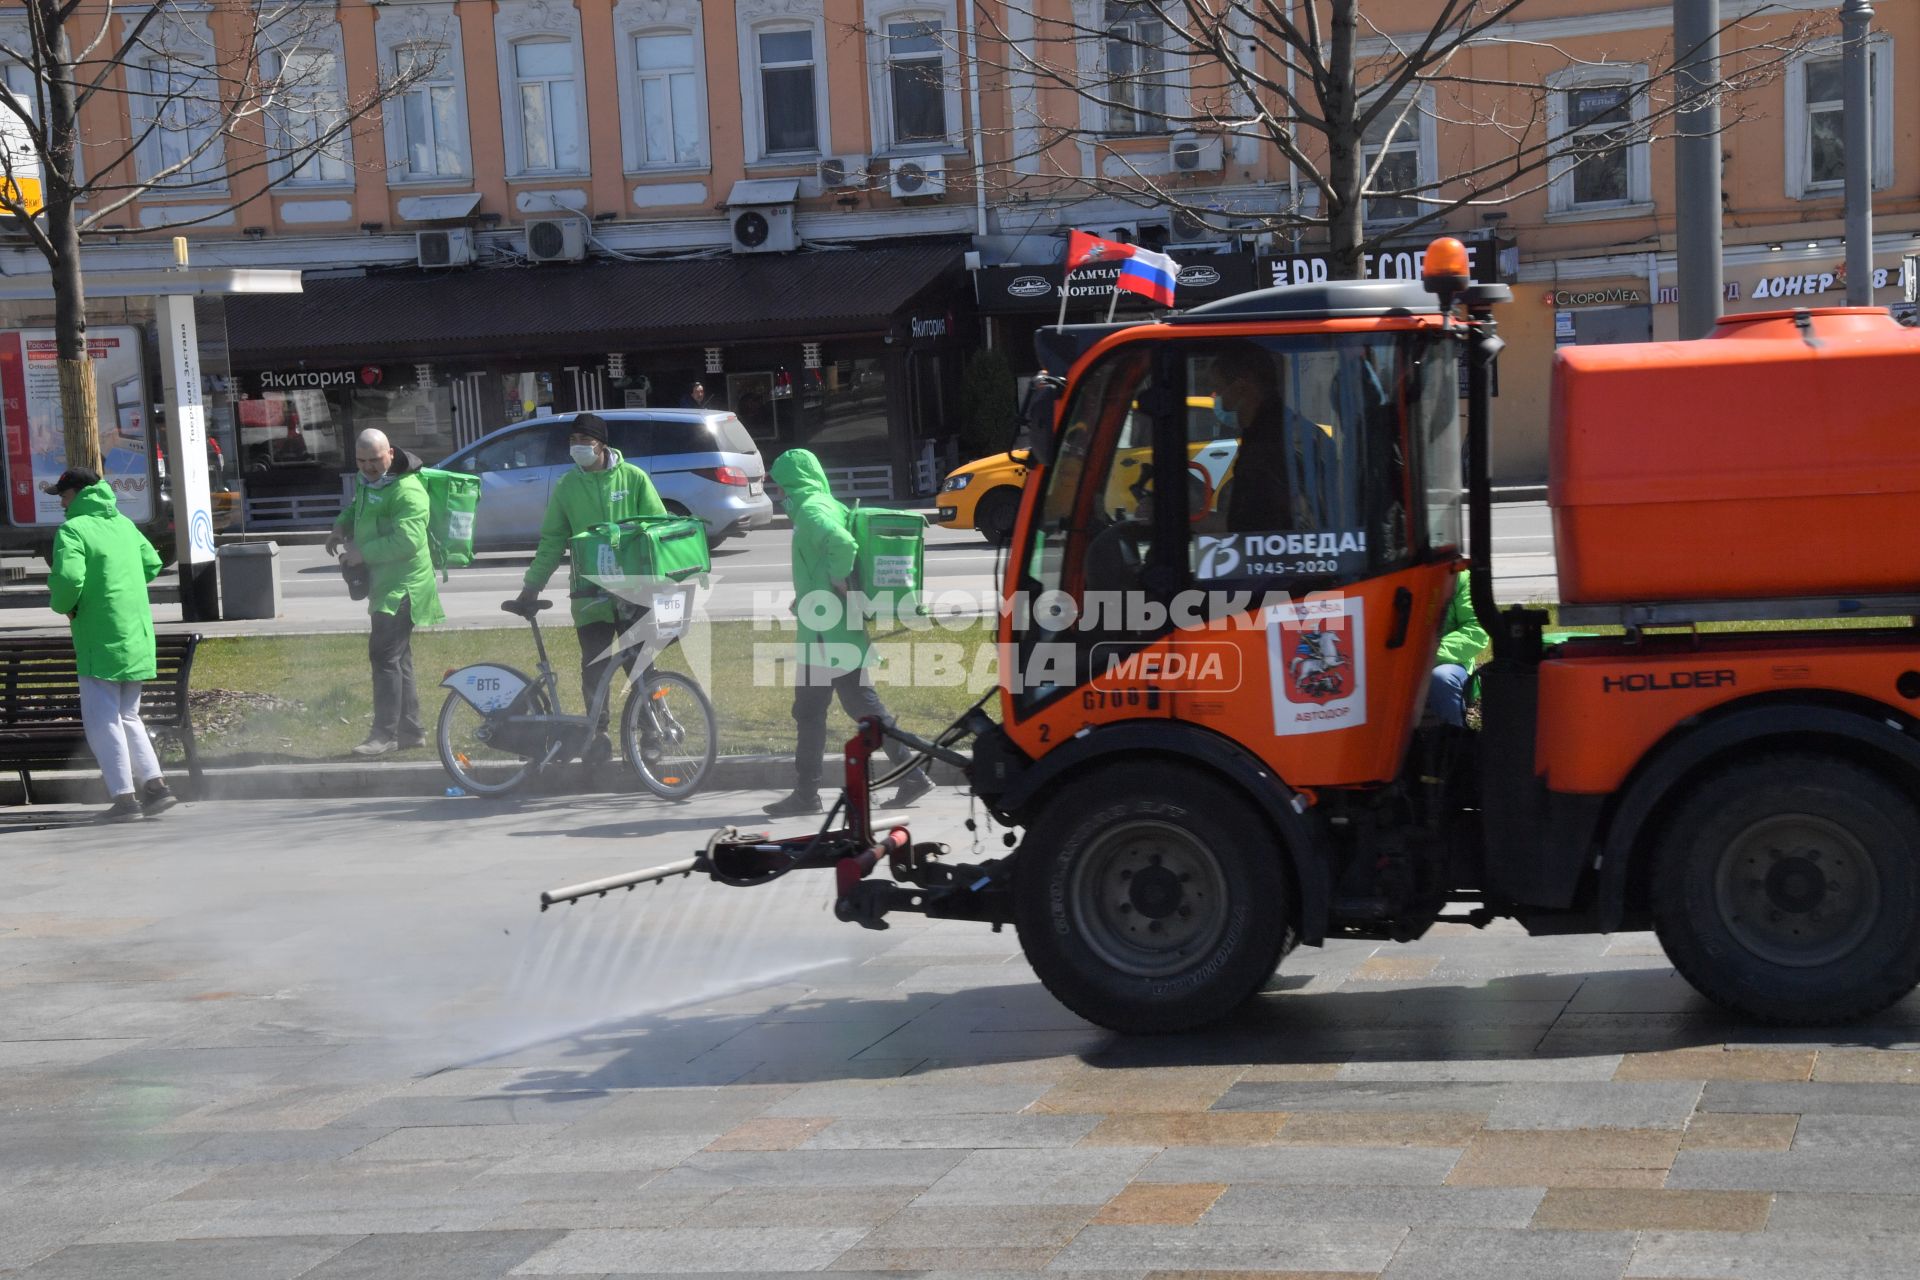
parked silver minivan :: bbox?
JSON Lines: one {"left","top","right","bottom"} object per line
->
{"left": 438, "top": 409, "right": 773, "bottom": 550}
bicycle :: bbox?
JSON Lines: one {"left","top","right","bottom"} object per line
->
{"left": 436, "top": 583, "right": 717, "bottom": 800}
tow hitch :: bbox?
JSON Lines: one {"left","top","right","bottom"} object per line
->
{"left": 539, "top": 717, "right": 1015, "bottom": 930}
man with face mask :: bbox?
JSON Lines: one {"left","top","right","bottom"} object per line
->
{"left": 513, "top": 412, "right": 666, "bottom": 765}
{"left": 328, "top": 428, "right": 444, "bottom": 756}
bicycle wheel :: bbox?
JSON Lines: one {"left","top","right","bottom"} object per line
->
{"left": 438, "top": 676, "right": 557, "bottom": 796}
{"left": 621, "top": 670, "right": 717, "bottom": 801}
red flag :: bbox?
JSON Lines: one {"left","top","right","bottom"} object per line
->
{"left": 1066, "top": 229, "right": 1135, "bottom": 272}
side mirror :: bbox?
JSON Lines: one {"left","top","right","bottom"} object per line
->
{"left": 1019, "top": 377, "right": 1063, "bottom": 466}
{"left": 1009, "top": 448, "right": 1035, "bottom": 469}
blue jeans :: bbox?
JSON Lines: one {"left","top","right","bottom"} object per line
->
{"left": 1427, "top": 663, "right": 1470, "bottom": 727}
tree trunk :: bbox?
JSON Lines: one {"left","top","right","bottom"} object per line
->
{"left": 1324, "top": 0, "right": 1366, "bottom": 280}
{"left": 41, "top": 11, "right": 99, "bottom": 473}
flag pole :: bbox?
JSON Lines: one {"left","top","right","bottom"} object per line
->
{"left": 1055, "top": 268, "right": 1073, "bottom": 329}
{"left": 1106, "top": 276, "right": 1122, "bottom": 322}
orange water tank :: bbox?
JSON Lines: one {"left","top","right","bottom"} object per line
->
{"left": 1550, "top": 307, "right": 1920, "bottom": 604}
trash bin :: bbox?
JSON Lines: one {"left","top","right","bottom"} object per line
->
{"left": 216, "top": 541, "right": 280, "bottom": 621}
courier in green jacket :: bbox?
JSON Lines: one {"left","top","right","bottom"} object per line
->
{"left": 762, "top": 449, "right": 930, "bottom": 818}
{"left": 1428, "top": 571, "right": 1490, "bottom": 727}
{"left": 513, "top": 412, "right": 666, "bottom": 764}
{"left": 43, "top": 469, "right": 180, "bottom": 822}
{"left": 328, "top": 429, "right": 444, "bottom": 757}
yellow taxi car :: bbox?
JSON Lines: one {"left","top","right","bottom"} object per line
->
{"left": 934, "top": 448, "right": 1031, "bottom": 542}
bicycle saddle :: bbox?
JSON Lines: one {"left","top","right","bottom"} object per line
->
{"left": 501, "top": 598, "right": 554, "bottom": 617}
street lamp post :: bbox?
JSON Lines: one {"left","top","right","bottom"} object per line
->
{"left": 1674, "top": 0, "right": 1723, "bottom": 339}
{"left": 1843, "top": 0, "right": 1875, "bottom": 305}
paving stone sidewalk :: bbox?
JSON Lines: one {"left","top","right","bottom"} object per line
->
{"left": 6, "top": 792, "right": 1920, "bottom": 1279}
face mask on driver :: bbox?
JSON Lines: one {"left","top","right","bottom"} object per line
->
{"left": 569, "top": 443, "right": 600, "bottom": 469}
{"left": 1211, "top": 401, "right": 1240, "bottom": 433}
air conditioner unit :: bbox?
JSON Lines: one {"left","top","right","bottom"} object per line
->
{"left": 818, "top": 155, "right": 867, "bottom": 189}
{"left": 415, "top": 227, "right": 474, "bottom": 269}
{"left": 1168, "top": 137, "right": 1224, "bottom": 173}
{"left": 1171, "top": 208, "right": 1218, "bottom": 242}
{"left": 888, "top": 155, "right": 946, "bottom": 199}
{"left": 729, "top": 203, "right": 797, "bottom": 254}
{"left": 525, "top": 216, "right": 587, "bottom": 263}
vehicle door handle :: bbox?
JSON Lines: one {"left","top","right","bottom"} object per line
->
{"left": 1385, "top": 587, "right": 1413, "bottom": 650}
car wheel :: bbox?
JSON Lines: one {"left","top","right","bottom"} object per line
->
{"left": 973, "top": 488, "right": 1021, "bottom": 544}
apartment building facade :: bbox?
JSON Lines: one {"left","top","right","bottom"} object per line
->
{"left": 10, "top": 0, "right": 1916, "bottom": 503}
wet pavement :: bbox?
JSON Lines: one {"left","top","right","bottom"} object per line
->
{"left": 5, "top": 788, "right": 1916, "bottom": 1278}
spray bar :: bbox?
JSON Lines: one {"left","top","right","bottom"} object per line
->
{"left": 540, "top": 856, "right": 704, "bottom": 909}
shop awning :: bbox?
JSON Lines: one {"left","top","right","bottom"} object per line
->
{"left": 226, "top": 242, "right": 963, "bottom": 365}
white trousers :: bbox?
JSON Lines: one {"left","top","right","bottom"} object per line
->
{"left": 79, "top": 676, "right": 162, "bottom": 799}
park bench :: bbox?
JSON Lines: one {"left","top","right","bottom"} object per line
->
{"left": 0, "top": 634, "right": 203, "bottom": 803}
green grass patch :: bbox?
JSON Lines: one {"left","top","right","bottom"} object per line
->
{"left": 188, "top": 618, "right": 996, "bottom": 763}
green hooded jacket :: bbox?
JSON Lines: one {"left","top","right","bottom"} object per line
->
{"left": 1434, "top": 571, "right": 1490, "bottom": 669}
{"left": 523, "top": 448, "right": 667, "bottom": 626}
{"left": 771, "top": 449, "right": 868, "bottom": 672}
{"left": 333, "top": 458, "right": 445, "bottom": 626}
{"left": 46, "top": 481, "right": 162, "bottom": 682}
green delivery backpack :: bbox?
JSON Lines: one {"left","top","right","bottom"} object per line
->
{"left": 567, "top": 515, "right": 710, "bottom": 598}
{"left": 414, "top": 467, "right": 480, "bottom": 575}
{"left": 847, "top": 505, "right": 926, "bottom": 621}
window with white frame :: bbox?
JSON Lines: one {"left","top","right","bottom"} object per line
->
{"left": 884, "top": 18, "right": 946, "bottom": 144}
{"left": 635, "top": 32, "right": 701, "bottom": 166}
{"left": 512, "top": 38, "right": 582, "bottom": 172}
{"left": 1546, "top": 66, "right": 1650, "bottom": 215}
{"left": 1787, "top": 36, "right": 1894, "bottom": 198}
{"left": 0, "top": 59, "right": 39, "bottom": 190}
{"left": 395, "top": 43, "right": 466, "bottom": 179}
{"left": 1361, "top": 95, "right": 1432, "bottom": 224}
{"left": 756, "top": 27, "right": 819, "bottom": 154}
{"left": 137, "top": 55, "right": 224, "bottom": 186}
{"left": 1102, "top": 0, "right": 1167, "bottom": 135}
{"left": 266, "top": 43, "right": 351, "bottom": 185}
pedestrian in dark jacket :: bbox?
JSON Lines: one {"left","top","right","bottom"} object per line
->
{"left": 43, "top": 468, "right": 180, "bottom": 822}
{"left": 762, "top": 449, "right": 931, "bottom": 817}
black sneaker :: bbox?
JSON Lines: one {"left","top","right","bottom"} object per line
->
{"left": 139, "top": 780, "right": 179, "bottom": 817}
{"left": 583, "top": 733, "right": 614, "bottom": 767}
{"left": 97, "top": 794, "right": 143, "bottom": 824}
{"left": 763, "top": 790, "right": 823, "bottom": 818}
{"left": 396, "top": 735, "right": 427, "bottom": 751}
{"left": 887, "top": 771, "right": 934, "bottom": 809}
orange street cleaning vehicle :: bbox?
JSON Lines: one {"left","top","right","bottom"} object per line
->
{"left": 547, "top": 239, "right": 1920, "bottom": 1034}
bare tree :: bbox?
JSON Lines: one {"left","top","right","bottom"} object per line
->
{"left": 970, "top": 0, "right": 1822, "bottom": 277}
{"left": 0, "top": 0, "right": 431, "bottom": 472}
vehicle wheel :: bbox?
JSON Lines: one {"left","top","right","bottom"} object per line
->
{"left": 1013, "top": 762, "right": 1291, "bottom": 1033}
{"left": 1651, "top": 753, "right": 1920, "bottom": 1024}
{"left": 622, "top": 670, "right": 717, "bottom": 801}
{"left": 437, "top": 672, "right": 556, "bottom": 796}
{"left": 973, "top": 488, "right": 1020, "bottom": 544}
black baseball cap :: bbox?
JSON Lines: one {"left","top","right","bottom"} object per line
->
{"left": 569, "top": 412, "right": 609, "bottom": 444}
{"left": 40, "top": 467, "right": 99, "bottom": 496}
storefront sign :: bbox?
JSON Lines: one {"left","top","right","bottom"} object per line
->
{"left": 1262, "top": 240, "right": 1502, "bottom": 289}
{"left": 1543, "top": 286, "right": 1646, "bottom": 308}
{"left": 2, "top": 327, "right": 151, "bottom": 527}
{"left": 907, "top": 312, "right": 953, "bottom": 340}
{"left": 976, "top": 253, "right": 1258, "bottom": 314}
{"left": 252, "top": 366, "right": 387, "bottom": 391}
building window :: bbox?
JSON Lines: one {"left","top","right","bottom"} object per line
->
{"left": 885, "top": 19, "right": 946, "bottom": 144}
{"left": 1102, "top": 1, "right": 1167, "bottom": 135}
{"left": 1546, "top": 66, "right": 1650, "bottom": 216}
{"left": 635, "top": 32, "right": 701, "bottom": 166}
{"left": 1786, "top": 36, "right": 1893, "bottom": 199}
{"left": 266, "top": 46, "right": 351, "bottom": 185}
{"left": 1362, "top": 97, "right": 1431, "bottom": 224}
{"left": 513, "top": 38, "right": 582, "bottom": 172}
{"left": 757, "top": 28, "right": 818, "bottom": 155}
{"left": 138, "top": 56, "right": 223, "bottom": 186}
{"left": 395, "top": 44, "right": 465, "bottom": 179}
{"left": 0, "top": 60, "right": 39, "bottom": 189}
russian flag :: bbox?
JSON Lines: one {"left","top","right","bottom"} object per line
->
{"left": 1117, "top": 248, "right": 1181, "bottom": 308}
